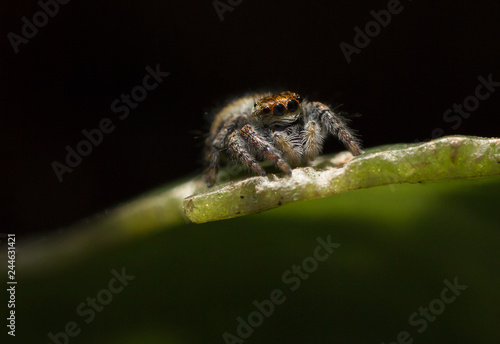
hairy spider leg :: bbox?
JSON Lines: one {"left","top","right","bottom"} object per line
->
{"left": 203, "top": 114, "right": 247, "bottom": 186}
{"left": 240, "top": 125, "right": 292, "bottom": 175}
{"left": 302, "top": 120, "right": 325, "bottom": 161}
{"left": 308, "top": 101, "right": 363, "bottom": 156}
{"left": 227, "top": 131, "right": 266, "bottom": 176}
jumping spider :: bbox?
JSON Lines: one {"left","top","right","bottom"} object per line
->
{"left": 203, "top": 91, "right": 363, "bottom": 187}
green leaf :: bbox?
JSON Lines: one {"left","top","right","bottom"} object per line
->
{"left": 183, "top": 135, "right": 500, "bottom": 223}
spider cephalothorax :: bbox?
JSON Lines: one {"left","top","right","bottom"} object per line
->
{"left": 203, "top": 91, "right": 362, "bottom": 187}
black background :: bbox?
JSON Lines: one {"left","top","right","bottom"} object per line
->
{"left": 2, "top": 0, "right": 499, "bottom": 236}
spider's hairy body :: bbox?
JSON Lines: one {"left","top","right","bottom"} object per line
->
{"left": 203, "top": 91, "right": 362, "bottom": 187}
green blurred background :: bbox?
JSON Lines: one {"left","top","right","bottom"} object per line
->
{"left": 10, "top": 176, "right": 500, "bottom": 343}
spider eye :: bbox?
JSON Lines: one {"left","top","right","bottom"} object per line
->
{"left": 273, "top": 104, "right": 286, "bottom": 116}
{"left": 287, "top": 100, "right": 299, "bottom": 112}
{"left": 296, "top": 95, "right": 302, "bottom": 103}
{"left": 263, "top": 107, "right": 271, "bottom": 114}
{"left": 253, "top": 102, "right": 257, "bottom": 107}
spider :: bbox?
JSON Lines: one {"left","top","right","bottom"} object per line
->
{"left": 203, "top": 91, "right": 363, "bottom": 187}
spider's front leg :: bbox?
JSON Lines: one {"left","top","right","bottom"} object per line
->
{"left": 302, "top": 120, "right": 325, "bottom": 161}
{"left": 239, "top": 125, "right": 292, "bottom": 175}
{"left": 227, "top": 131, "right": 266, "bottom": 176}
{"left": 307, "top": 101, "right": 363, "bottom": 156}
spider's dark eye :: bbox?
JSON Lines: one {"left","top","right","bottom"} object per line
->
{"left": 263, "top": 107, "right": 271, "bottom": 114}
{"left": 253, "top": 102, "right": 257, "bottom": 107}
{"left": 296, "top": 95, "right": 302, "bottom": 103}
{"left": 287, "top": 100, "right": 299, "bottom": 112}
{"left": 273, "top": 103, "right": 286, "bottom": 116}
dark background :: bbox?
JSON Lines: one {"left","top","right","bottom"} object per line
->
{"left": 2, "top": 0, "right": 499, "bottom": 235}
